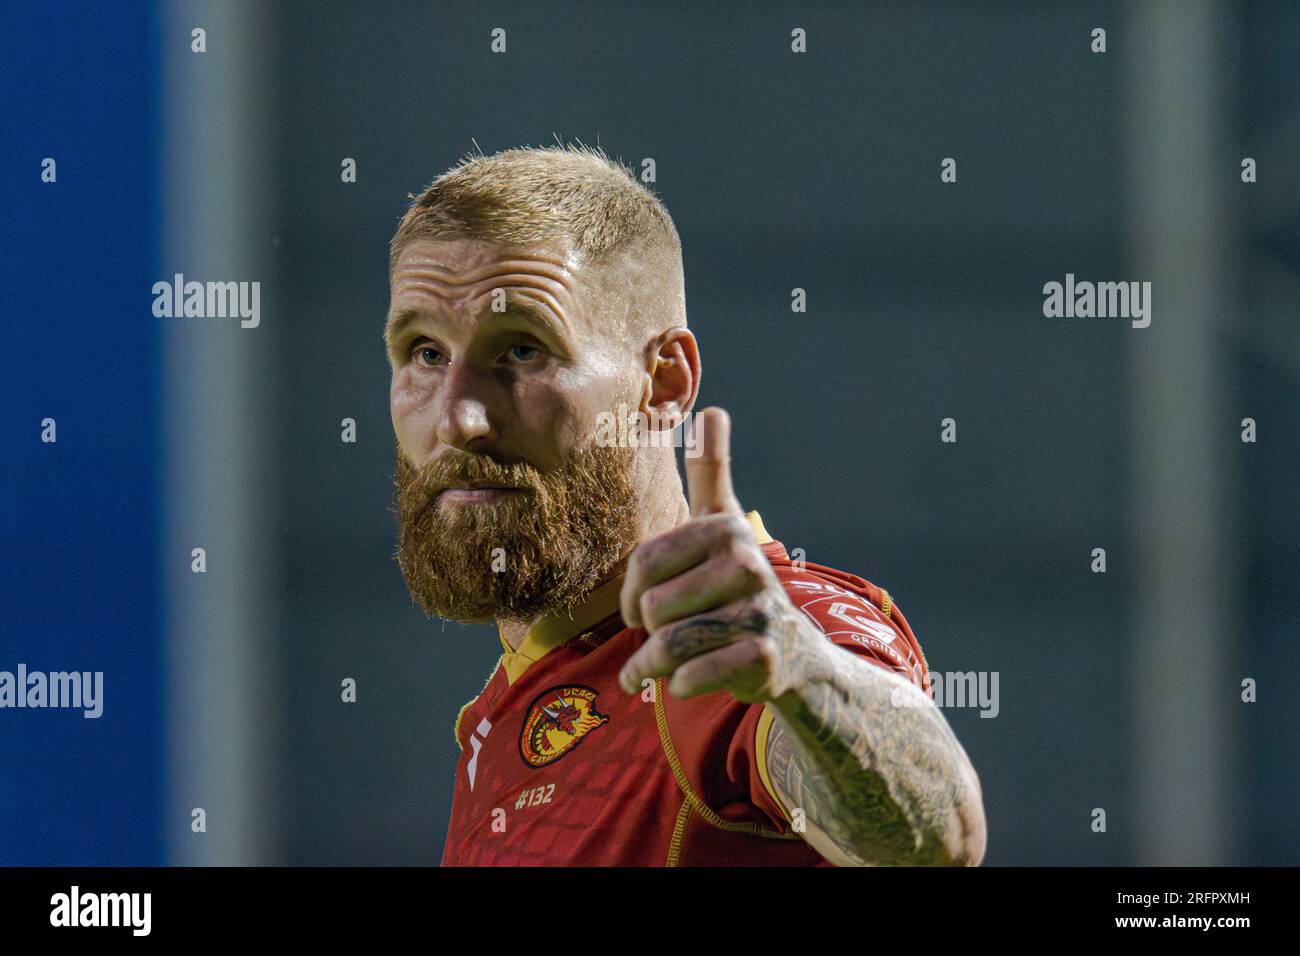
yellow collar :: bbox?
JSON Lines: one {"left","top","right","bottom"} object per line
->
{"left": 497, "top": 510, "right": 773, "bottom": 684}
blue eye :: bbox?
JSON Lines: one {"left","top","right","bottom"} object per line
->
{"left": 508, "top": 344, "right": 541, "bottom": 362}
{"left": 413, "top": 345, "right": 444, "bottom": 367}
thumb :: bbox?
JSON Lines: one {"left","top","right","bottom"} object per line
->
{"left": 685, "top": 407, "right": 743, "bottom": 517}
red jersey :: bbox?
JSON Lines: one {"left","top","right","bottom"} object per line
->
{"left": 440, "top": 511, "right": 929, "bottom": 866}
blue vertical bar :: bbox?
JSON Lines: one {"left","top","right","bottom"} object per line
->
{"left": 0, "top": 0, "right": 163, "bottom": 865}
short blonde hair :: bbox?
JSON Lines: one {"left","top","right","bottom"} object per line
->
{"left": 391, "top": 142, "right": 682, "bottom": 273}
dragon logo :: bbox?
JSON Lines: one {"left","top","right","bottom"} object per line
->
{"left": 518, "top": 684, "right": 609, "bottom": 768}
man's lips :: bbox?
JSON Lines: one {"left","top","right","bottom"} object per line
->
{"left": 435, "top": 483, "right": 527, "bottom": 503}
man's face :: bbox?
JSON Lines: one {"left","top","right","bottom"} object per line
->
{"left": 387, "top": 237, "right": 643, "bottom": 622}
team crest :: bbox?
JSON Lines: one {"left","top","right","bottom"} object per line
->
{"left": 518, "top": 684, "right": 609, "bottom": 768}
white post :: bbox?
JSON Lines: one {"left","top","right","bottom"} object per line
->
{"left": 161, "top": 0, "right": 281, "bottom": 865}
{"left": 1122, "top": 0, "right": 1241, "bottom": 865}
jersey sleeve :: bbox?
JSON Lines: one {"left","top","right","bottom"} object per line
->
{"left": 779, "top": 570, "right": 927, "bottom": 685}
{"left": 731, "top": 569, "right": 930, "bottom": 833}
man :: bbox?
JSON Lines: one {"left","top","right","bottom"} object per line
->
{"left": 388, "top": 144, "right": 986, "bottom": 866}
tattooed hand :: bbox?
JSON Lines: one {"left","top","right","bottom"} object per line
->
{"left": 617, "top": 407, "right": 831, "bottom": 703}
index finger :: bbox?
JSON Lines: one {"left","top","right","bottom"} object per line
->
{"left": 685, "top": 406, "right": 742, "bottom": 518}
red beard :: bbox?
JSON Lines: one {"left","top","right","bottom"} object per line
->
{"left": 394, "top": 438, "right": 640, "bottom": 623}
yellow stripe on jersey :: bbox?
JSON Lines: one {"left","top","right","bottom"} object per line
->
{"left": 754, "top": 704, "right": 792, "bottom": 822}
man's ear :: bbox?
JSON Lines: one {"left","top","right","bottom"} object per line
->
{"left": 641, "top": 327, "right": 700, "bottom": 430}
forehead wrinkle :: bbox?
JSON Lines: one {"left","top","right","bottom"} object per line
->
{"left": 393, "top": 247, "right": 578, "bottom": 296}
{"left": 492, "top": 288, "right": 571, "bottom": 340}
{"left": 384, "top": 293, "right": 572, "bottom": 350}
{"left": 389, "top": 253, "right": 589, "bottom": 344}
{"left": 387, "top": 276, "right": 570, "bottom": 329}
{"left": 459, "top": 259, "right": 582, "bottom": 331}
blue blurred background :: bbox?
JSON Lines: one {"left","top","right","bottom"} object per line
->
{"left": 1, "top": 0, "right": 1296, "bottom": 866}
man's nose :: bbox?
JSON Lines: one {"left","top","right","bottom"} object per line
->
{"left": 435, "top": 362, "right": 497, "bottom": 452}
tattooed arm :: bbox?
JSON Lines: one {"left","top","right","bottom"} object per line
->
{"left": 761, "top": 638, "right": 986, "bottom": 867}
